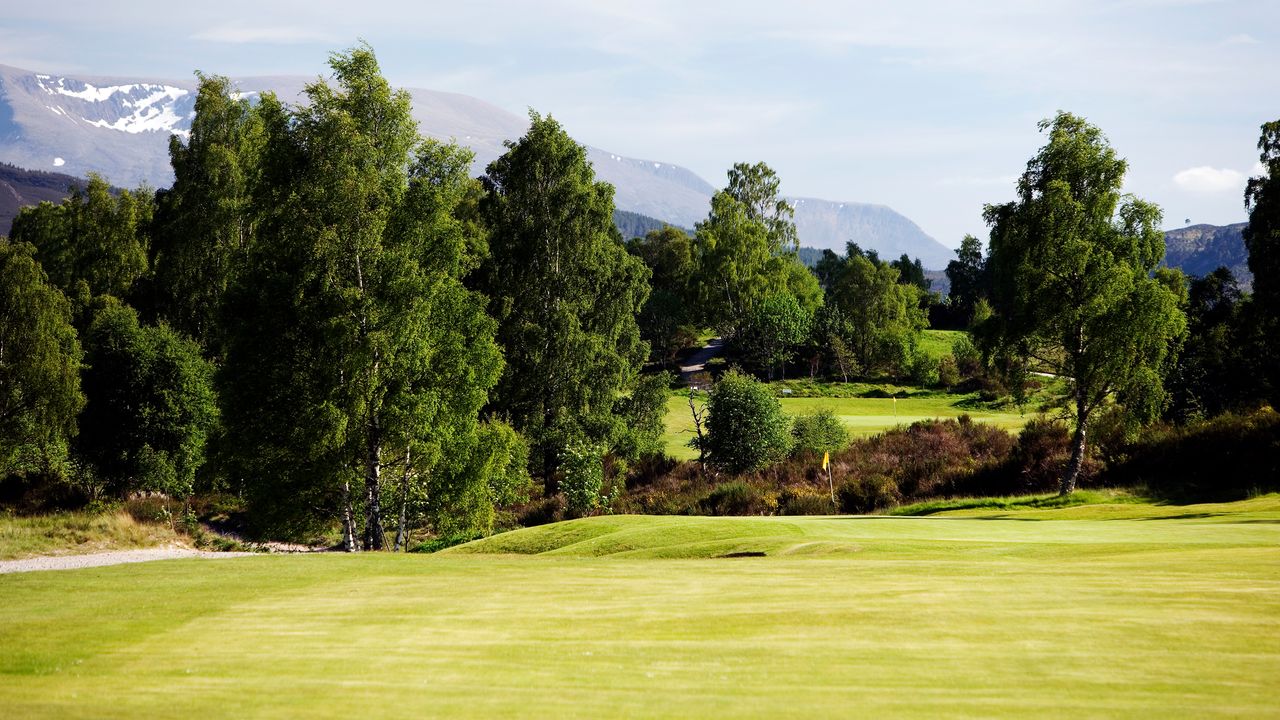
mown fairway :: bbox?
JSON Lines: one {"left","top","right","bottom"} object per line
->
{"left": 2, "top": 497, "right": 1279, "bottom": 718}
{"left": 662, "top": 392, "right": 1029, "bottom": 459}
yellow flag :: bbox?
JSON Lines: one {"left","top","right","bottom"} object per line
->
{"left": 822, "top": 451, "right": 830, "bottom": 470}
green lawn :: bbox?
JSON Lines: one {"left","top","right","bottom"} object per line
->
{"left": 2, "top": 497, "right": 1278, "bottom": 718}
{"left": 663, "top": 391, "right": 1031, "bottom": 459}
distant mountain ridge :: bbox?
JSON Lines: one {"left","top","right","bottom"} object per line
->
{"left": 1162, "top": 223, "right": 1252, "bottom": 288}
{"left": 0, "top": 162, "right": 84, "bottom": 236}
{"left": 0, "top": 63, "right": 955, "bottom": 266}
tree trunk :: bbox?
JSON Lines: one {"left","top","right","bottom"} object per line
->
{"left": 393, "top": 448, "right": 411, "bottom": 552}
{"left": 1060, "top": 401, "right": 1088, "bottom": 495}
{"left": 341, "top": 479, "right": 358, "bottom": 552}
{"left": 542, "top": 404, "right": 558, "bottom": 497}
{"left": 363, "top": 422, "right": 385, "bottom": 550}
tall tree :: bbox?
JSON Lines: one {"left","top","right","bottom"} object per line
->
{"left": 891, "top": 254, "right": 930, "bottom": 292}
{"left": 693, "top": 162, "right": 817, "bottom": 337}
{"left": 152, "top": 73, "right": 265, "bottom": 347}
{"left": 220, "top": 46, "right": 503, "bottom": 549}
{"left": 10, "top": 175, "right": 152, "bottom": 304}
{"left": 945, "top": 234, "right": 987, "bottom": 324}
{"left": 0, "top": 239, "right": 84, "bottom": 479}
{"left": 826, "top": 249, "right": 927, "bottom": 375}
{"left": 981, "top": 112, "right": 1186, "bottom": 494}
{"left": 628, "top": 226, "right": 698, "bottom": 366}
{"left": 479, "top": 112, "right": 650, "bottom": 488}
{"left": 1244, "top": 119, "right": 1280, "bottom": 404}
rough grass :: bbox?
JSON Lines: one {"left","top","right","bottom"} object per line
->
{"left": 663, "top": 392, "right": 1030, "bottom": 459}
{"left": 0, "top": 510, "right": 184, "bottom": 560}
{"left": 2, "top": 497, "right": 1277, "bottom": 718}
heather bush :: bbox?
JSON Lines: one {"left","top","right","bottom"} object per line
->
{"left": 779, "top": 486, "right": 835, "bottom": 515}
{"left": 700, "top": 481, "right": 778, "bottom": 516}
{"left": 837, "top": 475, "right": 900, "bottom": 513}
{"left": 790, "top": 409, "right": 850, "bottom": 457}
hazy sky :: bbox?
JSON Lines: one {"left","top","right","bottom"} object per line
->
{"left": 2, "top": 0, "right": 1276, "bottom": 248}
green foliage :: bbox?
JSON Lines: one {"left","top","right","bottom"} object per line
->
{"left": 937, "top": 355, "right": 960, "bottom": 387}
{"left": 908, "top": 346, "right": 939, "bottom": 386}
{"left": 980, "top": 112, "right": 1186, "bottom": 493}
{"left": 1244, "top": 119, "right": 1280, "bottom": 405}
{"left": 219, "top": 45, "right": 502, "bottom": 547}
{"left": 790, "top": 408, "right": 850, "bottom": 457}
{"left": 692, "top": 162, "right": 816, "bottom": 338}
{"left": 10, "top": 174, "right": 152, "bottom": 302}
{"left": 944, "top": 234, "right": 987, "bottom": 325}
{"left": 426, "top": 419, "right": 532, "bottom": 538}
{"left": 628, "top": 227, "right": 698, "bottom": 365}
{"left": 479, "top": 111, "right": 649, "bottom": 485}
{"left": 825, "top": 249, "right": 927, "bottom": 376}
{"left": 152, "top": 73, "right": 265, "bottom": 346}
{"left": 612, "top": 372, "right": 671, "bottom": 461}
{"left": 705, "top": 369, "right": 791, "bottom": 473}
{"left": 559, "top": 441, "right": 605, "bottom": 517}
{"left": 76, "top": 300, "right": 216, "bottom": 497}
{"left": 890, "top": 253, "right": 930, "bottom": 291}
{"left": 733, "top": 291, "right": 812, "bottom": 379}
{"left": 0, "top": 239, "right": 84, "bottom": 479}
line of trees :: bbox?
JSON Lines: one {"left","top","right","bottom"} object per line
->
{"left": 0, "top": 46, "right": 664, "bottom": 548}
{"left": 3, "top": 43, "right": 1278, "bottom": 532}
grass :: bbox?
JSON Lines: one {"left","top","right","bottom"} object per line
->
{"left": 663, "top": 391, "right": 1031, "bottom": 459}
{"left": 2, "top": 496, "right": 1278, "bottom": 717}
{"left": 0, "top": 511, "right": 184, "bottom": 560}
{"left": 918, "top": 328, "right": 965, "bottom": 361}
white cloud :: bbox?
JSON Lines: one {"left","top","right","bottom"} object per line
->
{"left": 1224, "top": 33, "right": 1261, "bottom": 45}
{"left": 191, "top": 25, "right": 336, "bottom": 45}
{"left": 1172, "top": 166, "right": 1245, "bottom": 193}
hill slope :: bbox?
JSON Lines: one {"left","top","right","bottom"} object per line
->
{"left": 0, "top": 162, "right": 82, "bottom": 236}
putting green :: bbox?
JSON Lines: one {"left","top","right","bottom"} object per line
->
{"left": 2, "top": 498, "right": 1278, "bottom": 718}
{"left": 662, "top": 393, "right": 1030, "bottom": 460}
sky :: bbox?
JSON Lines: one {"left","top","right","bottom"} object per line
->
{"left": 1, "top": 0, "right": 1276, "bottom": 248}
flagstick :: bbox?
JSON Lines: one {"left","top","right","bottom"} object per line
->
{"left": 828, "top": 463, "right": 835, "bottom": 507}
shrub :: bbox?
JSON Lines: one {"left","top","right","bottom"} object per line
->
{"left": 700, "top": 481, "right": 777, "bottom": 516}
{"left": 791, "top": 409, "right": 850, "bottom": 457}
{"left": 937, "top": 355, "right": 960, "bottom": 388}
{"left": 951, "top": 334, "right": 983, "bottom": 379}
{"left": 779, "top": 487, "right": 835, "bottom": 515}
{"left": 705, "top": 369, "right": 792, "bottom": 473}
{"left": 1102, "top": 408, "right": 1280, "bottom": 501}
{"left": 558, "top": 441, "right": 604, "bottom": 517}
{"left": 837, "top": 475, "right": 900, "bottom": 513}
{"left": 908, "top": 347, "right": 939, "bottom": 386}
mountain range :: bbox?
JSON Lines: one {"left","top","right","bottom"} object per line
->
{"left": 0, "top": 63, "right": 955, "bottom": 268}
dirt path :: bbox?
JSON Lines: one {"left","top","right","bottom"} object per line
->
{"left": 0, "top": 548, "right": 256, "bottom": 574}
{"left": 679, "top": 338, "right": 723, "bottom": 384}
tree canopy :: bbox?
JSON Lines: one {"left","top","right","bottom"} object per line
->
{"left": 219, "top": 46, "right": 504, "bottom": 549}
{"left": 0, "top": 239, "right": 84, "bottom": 480}
{"left": 478, "top": 111, "right": 651, "bottom": 487}
{"left": 981, "top": 112, "right": 1186, "bottom": 494}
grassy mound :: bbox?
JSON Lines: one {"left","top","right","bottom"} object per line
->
{"left": 448, "top": 493, "right": 1280, "bottom": 559}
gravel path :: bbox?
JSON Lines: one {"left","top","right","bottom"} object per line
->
{"left": 0, "top": 548, "right": 256, "bottom": 574}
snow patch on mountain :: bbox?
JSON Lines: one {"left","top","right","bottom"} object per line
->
{"left": 35, "top": 74, "right": 191, "bottom": 135}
